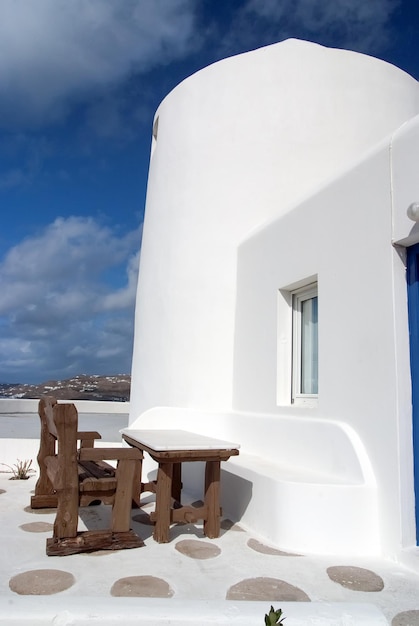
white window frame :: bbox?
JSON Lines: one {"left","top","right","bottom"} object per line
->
{"left": 291, "top": 283, "right": 318, "bottom": 406}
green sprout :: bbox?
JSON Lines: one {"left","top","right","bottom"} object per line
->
{"left": 264, "top": 606, "right": 286, "bottom": 625}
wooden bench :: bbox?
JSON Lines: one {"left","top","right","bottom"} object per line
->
{"left": 31, "top": 397, "right": 144, "bottom": 556}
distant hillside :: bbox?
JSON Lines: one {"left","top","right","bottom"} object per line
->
{"left": 0, "top": 374, "right": 130, "bottom": 402}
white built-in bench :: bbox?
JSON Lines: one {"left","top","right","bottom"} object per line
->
{"left": 125, "top": 407, "right": 379, "bottom": 556}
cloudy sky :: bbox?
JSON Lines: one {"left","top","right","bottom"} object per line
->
{"left": 0, "top": 0, "right": 418, "bottom": 384}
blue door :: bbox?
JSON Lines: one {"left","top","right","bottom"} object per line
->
{"left": 407, "top": 242, "right": 419, "bottom": 544}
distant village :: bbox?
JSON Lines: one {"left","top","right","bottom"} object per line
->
{"left": 0, "top": 374, "right": 130, "bottom": 402}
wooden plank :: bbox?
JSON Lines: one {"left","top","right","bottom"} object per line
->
{"left": 77, "top": 459, "right": 114, "bottom": 480}
{"left": 147, "top": 449, "right": 239, "bottom": 462}
{"left": 30, "top": 494, "right": 58, "bottom": 509}
{"left": 79, "top": 447, "right": 142, "bottom": 462}
{"left": 46, "top": 529, "right": 144, "bottom": 556}
{"left": 79, "top": 478, "right": 117, "bottom": 492}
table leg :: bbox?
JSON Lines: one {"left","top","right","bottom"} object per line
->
{"left": 154, "top": 462, "right": 173, "bottom": 543}
{"left": 172, "top": 462, "right": 182, "bottom": 503}
{"left": 204, "top": 460, "right": 221, "bottom": 539}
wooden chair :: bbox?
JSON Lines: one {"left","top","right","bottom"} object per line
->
{"left": 31, "top": 396, "right": 144, "bottom": 556}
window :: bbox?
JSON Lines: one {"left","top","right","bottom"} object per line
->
{"left": 151, "top": 115, "right": 159, "bottom": 158}
{"left": 292, "top": 283, "right": 318, "bottom": 403}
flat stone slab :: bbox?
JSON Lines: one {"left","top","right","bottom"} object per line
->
{"left": 327, "top": 566, "right": 384, "bottom": 592}
{"left": 226, "top": 576, "right": 311, "bottom": 601}
{"left": 9, "top": 569, "right": 75, "bottom": 595}
{"left": 111, "top": 576, "right": 174, "bottom": 597}
{"left": 392, "top": 610, "right": 419, "bottom": 625}
{"left": 175, "top": 539, "right": 221, "bottom": 559}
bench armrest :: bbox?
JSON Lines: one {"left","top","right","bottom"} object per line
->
{"left": 77, "top": 431, "right": 102, "bottom": 441}
{"left": 79, "top": 447, "right": 142, "bottom": 462}
{"left": 77, "top": 431, "right": 102, "bottom": 448}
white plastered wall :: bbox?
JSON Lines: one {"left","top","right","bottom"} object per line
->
{"left": 130, "top": 39, "right": 419, "bottom": 420}
{"left": 129, "top": 39, "right": 419, "bottom": 557}
{"left": 233, "top": 131, "right": 419, "bottom": 556}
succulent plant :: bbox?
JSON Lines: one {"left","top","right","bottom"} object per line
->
{"left": 264, "top": 606, "right": 286, "bottom": 625}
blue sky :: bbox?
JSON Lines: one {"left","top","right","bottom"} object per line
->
{"left": 0, "top": 0, "right": 418, "bottom": 384}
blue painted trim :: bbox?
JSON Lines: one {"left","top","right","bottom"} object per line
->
{"left": 406, "top": 243, "right": 419, "bottom": 545}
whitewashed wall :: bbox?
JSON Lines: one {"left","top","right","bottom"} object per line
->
{"left": 129, "top": 39, "right": 419, "bottom": 558}
{"left": 130, "top": 39, "right": 419, "bottom": 420}
{"left": 232, "top": 127, "right": 419, "bottom": 556}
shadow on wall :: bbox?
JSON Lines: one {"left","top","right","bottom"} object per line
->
{"left": 221, "top": 470, "right": 253, "bottom": 520}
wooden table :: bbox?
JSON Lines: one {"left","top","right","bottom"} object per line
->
{"left": 121, "top": 429, "right": 240, "bottom": 543}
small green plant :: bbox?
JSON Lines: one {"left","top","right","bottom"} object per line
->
{"left": 264, "top": 606, "right": 286, "bottom": 625}
{"left": 1, "top": 459, "right": 36, "bottom": 480}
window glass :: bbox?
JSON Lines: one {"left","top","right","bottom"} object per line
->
{"left": 301, "top": 295, "right": 318, "bottom": 394}
{"left": 292, "top": 284, "right": 318, "bottom": 402}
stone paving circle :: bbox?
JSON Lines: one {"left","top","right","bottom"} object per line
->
{"left": 111, "top": 575, "right": 174, "bottom": 597}
{"left": 392, "top": 610, "right": 419, "bottom": 625}
{"left": 327, "top": 565, "right": 384, "bottom": 592}
{"left": 9, "top": 569, "right": 75, "bottom": 595}
{"left": 226, "top": 576, "right": 311, "bottom": 601}
{"left": 175, "top": 539, "right": 221, "bottom": 559}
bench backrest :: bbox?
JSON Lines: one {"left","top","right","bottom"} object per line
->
{"left": 38, "top": 397, "right": 80, "bottom": 489}
{"left": 39, "top": 396, "right": 58, "bottom": 439}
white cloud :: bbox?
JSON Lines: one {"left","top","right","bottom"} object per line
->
{"left": 0, "top": 0, "right": 196, "bottom": 128}
{"left": 0, "top": 216, "right": 141, "bottom": 382}
{"left": 103, "top": 250, "right": 141, "bottom": 311}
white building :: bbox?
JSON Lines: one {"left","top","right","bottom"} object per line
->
{"left": 129, "top": 39, "right": 419, "bottom": 566}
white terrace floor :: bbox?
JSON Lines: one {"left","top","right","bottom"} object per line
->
{"left": 1, "top": 409, "right": 419, "bottom": 625}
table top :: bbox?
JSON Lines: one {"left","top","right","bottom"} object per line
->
{"left": 120, "top": 428, "right": 240, "bottom": 452}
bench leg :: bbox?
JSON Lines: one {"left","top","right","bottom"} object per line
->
{"left": 204, "top": 461, "right": 221, "bottom": 539}
{"left": 53, "top": 486, "right": 79, "bottom": 539}
{"left": 112, "top": 459, "right": 136, "bottom": 532}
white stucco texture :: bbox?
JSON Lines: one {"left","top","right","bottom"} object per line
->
{"left": 129, "top": 39, "right": 419, "bottom": 558}
{"left": 130, "top": 38, "right": 419, "bottom": 418}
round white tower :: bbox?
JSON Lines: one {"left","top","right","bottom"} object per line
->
{"left": 130, "top": 39, "right": 419, "bottom": 422}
